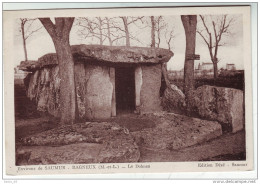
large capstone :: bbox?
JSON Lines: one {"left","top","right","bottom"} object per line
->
{"left": 189, "top": 85, "right": 244, "bottom": 133}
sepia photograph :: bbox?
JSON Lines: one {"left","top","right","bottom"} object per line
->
{"left": 3, "top": 4, "right": 255, "bottom": 177}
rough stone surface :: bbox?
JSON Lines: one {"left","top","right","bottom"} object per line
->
{"left": 17, "top": 122, "right": 140, "bottom": 165}
{"left": 85, "top": 64, "right": 113, "bottom": 119}
{"left": 25, "top": 66, "right": 61, "bottom": 118}
{"left": 19, "top": 54, "right": 58, "bottom": 71}
{"left": 162, "top": 84, "right": 186, "bottom": 114}
{"left": 19, "top": 45, "right": 173, "bottom": 72}
{"left": 189, "top": 85, "right": 244, "bottom": 133}
{"left": 132, "top": 112, "right": 222, "bottom": 150}
{"left": 72, "top": 44, "right": 173, "bottom": 64}
{"left": 74, "top": 63, "right": 86, "bottom": 118}
{"left": 140, "top": 64, "right": 162, "bottom": 113}
{"left": 23, "top": 63, "right": 114, "bottom": 120}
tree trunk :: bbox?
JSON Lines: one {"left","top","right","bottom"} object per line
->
{"left": 21, "top": 22, "right": 28, "bottom": 61}
{"left": 98, "top": 17, "right": 103, "bottom": 45}
{"left": 39, "top": 18, "right": 76, "bottom": 125}
{"left": 122, "top": 17, "right": 130, "bottom": 47}
{"left": 151, "top": 16, "right": 156, "bottom": 48}
{"left": 213, "top": 61, "right": 218, "bottom": 80}
{"left": 54, "top": 38, "right": 76, "bottom": 124}
{"left": 181, "top": 15, "right": 197, "bottom": 94}
{"left": 181, "top": 15, "right": 197, "bottom": 113}
{"left": 106, "top": 18, "right": 112, "bottom": 46}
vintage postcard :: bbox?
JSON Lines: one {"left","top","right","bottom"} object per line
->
{"left": 3, "top": 5, "right": 254, "bottom": 176}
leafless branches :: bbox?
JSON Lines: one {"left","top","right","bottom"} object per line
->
{"left": 19, "top": 18, "right": 42, "bottom": 61}
{"left": 76, "top": 17, "right": 107, "bottom": 45}
{"left": 197, "top": 14, "right": 235, "bottom": 78}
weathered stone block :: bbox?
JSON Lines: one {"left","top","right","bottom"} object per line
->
{"left": 74, "top": 63, "right": 86, "bottom": 118}
{"left": 162, "top": 84, "right": 186, "bottom": 114}
{"left": 140, "top": 64, "right": 162, "bottom": 113}
{"left": 85, "top": 64, "right": 113, "bottom": 119}
{"left": 190, "top": 85, "right": 244, "bottom": 133}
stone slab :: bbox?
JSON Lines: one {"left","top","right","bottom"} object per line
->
{"left": 140, "top": 64, "right": 162, "bottom": 113}
{"left": 132, "top": 112, "right": 222, "bottom": 150}
{"left": 17, "top": 122, "right": 140, "bottom": 165}
{"left": 85, "top": 65, "right": 113, "bottom": 119}
{"left": 189, "top": 85, "right": 244, "bottom": 133}
{"left": 19, "top": 45, "right": 174, "bottom": 72}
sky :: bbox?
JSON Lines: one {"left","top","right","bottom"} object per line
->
{"left": 14, "top": 14, "right": 244, "bottom": 71}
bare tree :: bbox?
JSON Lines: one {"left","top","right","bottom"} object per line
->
{"left": 39, "top": 17, "right": 76, "bottom": 125}
{"left": 119, "top": 16, "right": 144, "bottom": 47}
{"left": 164, "top": 27, "right": 175, "bottom": 50}
{"left": 154, "top": 16, "right": 167, "bottom": 48}
{"left": 197, "top": 15, "right": 234, "bottom": 79}
{"left": 150, "top": 16, "right": 174, "bottom": 49}
{"left": 77, "top": 17, "right": 106, "bottom": 45}
{"left": 19, "top": 18, "right": 42, "bottom": 61}
{"left": 181, "top": 15, "right": 197, "bottom": 111}
{"left": 104, "top": 17, "right": 126, "bottom": 46}
{"left": 77, "top": 17, "right": 127, "bottom": 46}
{"left": 150, "top": 16, "right": 172, "bottom": 88}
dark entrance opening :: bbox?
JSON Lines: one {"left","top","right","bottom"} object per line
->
{"left": 115, "top": 67, "right": 136, "bottom": 114}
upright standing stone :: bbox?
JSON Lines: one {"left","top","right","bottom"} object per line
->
{"left": 85, "top": 64, "right": 113, "bottom": 119}
{"left": 135, "top": 66, "right": 142, "bottom": 112}
{"left": 140, "top": 64, "right": 162, "bottom": 113}
{"left": 109, "top": 67, "right": 116, "bottom": 117}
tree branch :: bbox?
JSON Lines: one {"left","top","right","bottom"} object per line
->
{"left": 39, "top": 18, "right": 57, "bottom": 38}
